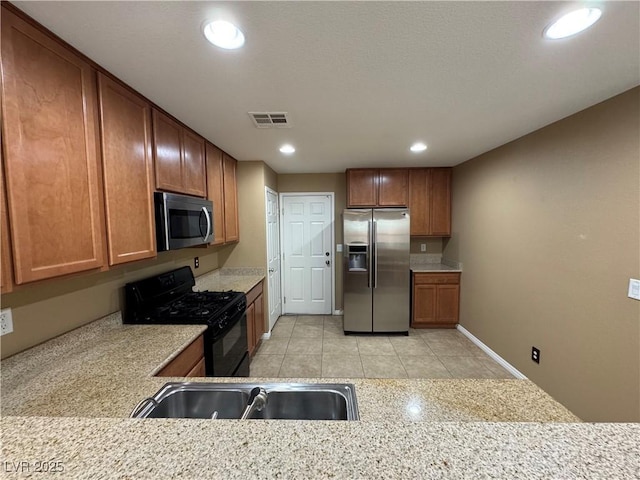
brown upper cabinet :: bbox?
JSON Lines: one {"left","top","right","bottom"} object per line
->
{"left": 223, "top": 154, "right": 240, "bottom": 243}
{"left": 408, "top": 168, "right": 452, "bottom": 236}
{"left": 346, "top": 168, "right": 408, "bottom": 207}
{"left": 97, "top": 73, "right": 157, "bottom": 266}
{"left": 206, "top": 145, "right": 240, "bottom": 245}
{"left": 1, "top": 7, "right": 106, "bottom": 284}
{"left": 153, "top": 109, "right": 207, "bottom": 198}
{"left": 206, "top": 143, "right": 226, "bottom": 245}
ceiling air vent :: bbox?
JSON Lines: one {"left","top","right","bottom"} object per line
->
{"left": 248, "top": 112, "right": 291, "bottom": 128}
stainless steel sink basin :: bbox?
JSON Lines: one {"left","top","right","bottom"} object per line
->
{"left": 131, "top": 383, "right": 359, "bottom": 421}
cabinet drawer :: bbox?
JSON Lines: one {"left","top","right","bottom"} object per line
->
{"left": 186, "top": 357, "right": 206, "bottom": 377}
{"left": 413, "top": 273, "right": 460, "bottom": 285}
{"left": 246, "top": 281, "right": 264, "bottom": 305}
{"left": 157, "top": 335, "right": 204, "bottom": 377}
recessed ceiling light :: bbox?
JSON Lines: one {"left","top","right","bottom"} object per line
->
{"left": 203, "top": 20, "right": 245, "bottom": 49}
{"left": 544, "top": 8, "right": 602, "bottom": 39}
{"left": 410, "top": 142, "right": 427, "bottom": 153}
{"left": 279, "top": 144, "right": 295, "bottom": 154}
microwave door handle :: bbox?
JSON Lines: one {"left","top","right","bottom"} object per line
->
{"left": 202, "top": 206, "right": 212, "bottom": 240}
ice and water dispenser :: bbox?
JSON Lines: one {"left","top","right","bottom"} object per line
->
{"left": 347, "top": 244, "right": 368, "bottom": 272}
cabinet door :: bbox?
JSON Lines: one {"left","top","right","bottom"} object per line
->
{"left": 98, "top": 74, "right": 156, "bottom": 265}
{"left": 246, "top": 301, "right": 256, "bottom": 356}
{"left": 412, "top": 284, "right": 437, "bottom": 326}
{"left": 1, "top": 9, "right": 105, "bottom": 283}
{"left": 255, "top": 292, "right": 264, "bottom": 341}
{"left": 223, "top": 154, "right": 239, "bottom": 243}
{"left": 430, "top": 168, "right": 451, "bottom": 236}
{"left": 436, "top": 284, "right": 459, "bottom": 325}
{"left": 186, "top": 357, "right": 206, "bottom": 377}
{"left": 182, "top": 130, "right": 206, "bottom": 197}
{"left": 347, "top": 169, "right": 377, "bottom": 207}
{"left": 408, "top": 169, "right": 429, "bottom": 235}
{"left": 206, "top": 143, "right": 225, "bottom": 245}
{"left": 378, "top": 169, "right": 408, "bottom": 206}
{"left": 153, "top": 109, "right": 183, "bottom": 194}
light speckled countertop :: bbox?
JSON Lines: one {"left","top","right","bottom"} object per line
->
{"left": 411, "top": 263, "right": 462, "bottom": 272}
{"left": 1, "top": 270, "right": 637, "bottom": 478}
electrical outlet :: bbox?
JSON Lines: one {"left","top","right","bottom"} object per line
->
{"left": 420, "top": 243, "right": 426, "bottom": 252}
{"left": 194, "top": 257, "right": 200, "bottom": 269}
{"left": 1, "top": 308, "right": 13, "bottom": 336}
{"left": 628, "top": 278, "right": 640, "bottom": 300}
{"left": 531, "top": 346, "right": 540, "bottom": 364}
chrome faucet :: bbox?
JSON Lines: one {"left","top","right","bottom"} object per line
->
{"left": 240, "top": 387, "right": 268, "bottom": 419}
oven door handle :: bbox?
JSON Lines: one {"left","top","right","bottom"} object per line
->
{"left": 202, "top": 206, "right": 212, "bottom": 241}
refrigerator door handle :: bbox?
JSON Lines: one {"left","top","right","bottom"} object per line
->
{"left": 368, "top": 220, "right": 373, "bottom": 288}
{"left": 373, "top": 220, "right": 378, "bottom": 289}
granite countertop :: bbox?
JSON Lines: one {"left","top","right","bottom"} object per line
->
{"left": 1, "top": 268, "right": 637, "bottom": 478}
{"left": 411, "top": 263, "right": 462, "bottom": 272}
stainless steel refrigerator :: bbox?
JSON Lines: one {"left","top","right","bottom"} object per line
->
{"left": 343, "top": 208, "right": 410, "bottom": 334}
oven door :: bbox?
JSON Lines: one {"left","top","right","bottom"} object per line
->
{"left": 206, "top": 313, "right": 249, "bottom": 377}
{"left": 155, "top": 192, "right": 213, "bottom": 251}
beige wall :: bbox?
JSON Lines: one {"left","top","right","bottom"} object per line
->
{"left": 410, "top": 238, "right": 443, "bottom": 254}
{"left": 277, "top": 173, "right": 346, "bottom": 310}
{"left": 443, "top": 87, "right": 640, "bottom": 422}
{"left": 0, "top": 247, "right": 220, "bottom": 358}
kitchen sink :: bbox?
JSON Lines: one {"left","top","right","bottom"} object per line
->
{"left": 131, "top": 382, "right": 359, "bottom": 421}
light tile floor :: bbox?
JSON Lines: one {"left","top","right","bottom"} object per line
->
{"left": 250, "top": 315, "right": 514, "bottom": 379}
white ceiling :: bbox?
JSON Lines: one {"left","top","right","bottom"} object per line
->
{"left": 13, "top": 1, "right": 640, "bottom": 174}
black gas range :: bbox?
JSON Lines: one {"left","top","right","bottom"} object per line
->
{"left": 124, "top": 266, "right": 249, "bottom": 377}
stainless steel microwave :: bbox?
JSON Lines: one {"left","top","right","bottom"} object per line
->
{"left": 154, "top": 192, "right": 213, "bottom": 251}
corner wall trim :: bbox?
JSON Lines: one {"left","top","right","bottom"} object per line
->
{"left": 456, "top": 324, "right": 527, "bottom": 380}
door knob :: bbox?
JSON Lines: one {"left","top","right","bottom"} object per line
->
{"left": 325, "top": 260, "right": 331, "bottom": 266}
{"left": 325, "top": 252, "right": 330, "bottom": 256}
{"left": 268, "top": 268, "right": 274, "bottom": 273}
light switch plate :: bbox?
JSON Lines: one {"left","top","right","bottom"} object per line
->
{"left": 628, "top": 278, "right": 640, "bottom": 300}
{"left": 1, "top": 308, "right": 13, "bottom": 336}
{"left": 336, "top": 244, "right": 343, "bottom": 253}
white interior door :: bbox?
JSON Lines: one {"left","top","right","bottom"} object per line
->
{"left": 281, "top": 194, "right": 333, "bottom": 315}
{"left": 265, "top": 187, "right": 282, "bottom": 331}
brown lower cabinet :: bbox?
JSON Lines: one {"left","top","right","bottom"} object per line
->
{"left": 246, "top": 280, "right": 265, "bottom": 356}
{"left": 157, "top": 335, "right": 205, "bottom": 377}
{"left": 411, "top": 272, "right": 460, "bottom": 328}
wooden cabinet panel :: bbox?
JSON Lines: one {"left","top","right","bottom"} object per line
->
{"left": 153, "top": 109, "right": 183, "bottom": 194}
{"left": 157, "top": 335, "right": 204, "bottom": 377}
{"left": 430, "top": 168, "right": 452, "bottom": 236}
{"left": 186, "top": 357, "right": 206, "bottom": 377}
{"left": 97, "top": 73, "right": 156, "bottom": 266}
{"left": 255, "top": 292, "right": 264, "bottom": 342}
{"left": 347, "top": 168, "right": 408, "bottom": 207}
{"left": 182, "top": 130, "right": 206, "bottom": 197}
{"left": 153, "top": 109, "right": 206, "bottom": 198}
{"left": 1, "top": 150, "right": 13, "bottom": 294}
{"left": 436, "top": 284, "right": 460, "bottom": 324}
{"left": 413, "top": 284, "right": 436, "bottom": 325}
{"left": 408, "top": 168, "right": 451, "bottom": 236}
{"left": 206, "top": 143, "right": 225, "bottom": 245}
{"left": 1, "top": 8, "right": 105, "bottom": 284}
{"left": 409, "top": 169, "right": 430, "bottom": 236}
{"left": 378, "top": 169, "right": 408, "bottom": 206}
{"left": 412, "top": 272, "right": 460, "bottom": 328}
{"left": 223, "top": 154, "right": 239, "bottom": 243}
{"left": 347, "top": 169, "right": 377, "bottom": 207}
{"left": 247, "top": 281, "right": 264, "bottom": 357}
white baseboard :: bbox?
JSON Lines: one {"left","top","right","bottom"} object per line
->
{"left": 456, "top": 324, "right": 527, "bottom": 380}
{"left": 261, "top": 332, "right": 271, "bottom": 340}
{"left": 333, "top": 309, "right": 343, "bottom": 315}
